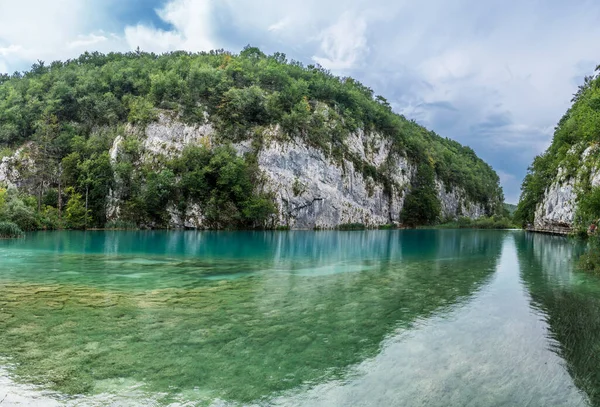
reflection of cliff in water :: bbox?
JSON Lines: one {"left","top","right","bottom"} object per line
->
{"left": 0, "top": 230, "right": 503, "bottom": 402}
{"left": 516, "top": 232, "right": 600, "bottom": 405}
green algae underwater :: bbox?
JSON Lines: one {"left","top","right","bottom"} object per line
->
{"left": 0, "top": 230, "right": 599, "bottom": 406}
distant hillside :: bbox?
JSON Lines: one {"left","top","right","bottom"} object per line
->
{"left": 504, "top": 203, "right": 517, "bottom": 216}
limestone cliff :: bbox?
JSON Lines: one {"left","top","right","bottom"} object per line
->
{"left": 102, "top": 115, "right": 492, "bottom": 229}
{"left": 517, "top": 67, "right": 600, "bottom": 233}
{"left": 532, "top": 145, "right": 600, "bottom": 234}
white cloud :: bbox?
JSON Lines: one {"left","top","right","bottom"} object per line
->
{"left": 268, "top": 18, "right": 290, "bottom": 33}
{"left": 124, "top": 0, "right": 215, "bottom": 53}
{"left": 68, "top": 34, "right": 109, "bottom": 49}
{"left": 0, "top": 0, "right": 127, "bottom": 69}
{"left": 312, "top": 12, "right": 369, "bottom": 70}
{"left": 0, "top": 45, "right": 22, "bottom": 57}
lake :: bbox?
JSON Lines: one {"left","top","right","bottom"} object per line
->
{"left": 0, "top": 230, "right": 598, "bottom": 406}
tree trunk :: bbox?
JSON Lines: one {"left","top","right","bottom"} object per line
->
{"left": 38, "top": 184, "right": 42, "bottom": 212}
{"left": 85, "top": 185, "right": 89, "bottom": 230}
{"left": 58, "top": 178, "right": 62, "bottom": 220}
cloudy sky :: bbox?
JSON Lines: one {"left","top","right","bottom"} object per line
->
{"left": 1, "top": 0, "right": 599, "bottom": 203}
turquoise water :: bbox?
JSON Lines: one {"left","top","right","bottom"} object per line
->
{"left": 0, "top": 230, "right": 598, "bottom": 406}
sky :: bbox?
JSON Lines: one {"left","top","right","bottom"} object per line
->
{"left": 1, "top": 0, "right": 600, "bottom": 203}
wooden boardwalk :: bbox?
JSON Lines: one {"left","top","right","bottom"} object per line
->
{"left": 525, "top": 226, "right": 571, "bottom": 236}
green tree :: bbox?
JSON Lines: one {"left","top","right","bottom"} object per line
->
{"left": 0, "top": 188, "right": 39, "bottom": 231}
{"left": 64, "top": 187, "right": 90, "bottom": 229}
{"left": 401, "top": 161, "right": 441, "bottom": 227}
{"left": 142, "top": 169, "right": 176, "bottom": 225}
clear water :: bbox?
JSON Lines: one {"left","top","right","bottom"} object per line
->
{"left": 0, "top": 230, "right": 598, "bottom": 406}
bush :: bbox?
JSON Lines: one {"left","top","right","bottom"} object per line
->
{"left": 39, "top": 206, "right": 63, "bottom": 230}
{"left": 574, "top": 186, "right": 600, "bottom": 233}
{"left": 337, "top": 223, "right": 366, "bottom": 230}
{"left": 0, "top": 189, "right": 39, "bottom": 231}
{"left": 436, "top": 216, "right": 516, "bottom": 230}
{"left": 0, "top": 221, "right": 24, "bottom": 238}
{"left": 579, "top": 234, "right": 600, "bottom": 273}
{"left": 378, "top": 224, "right": 397, "bottom": 230}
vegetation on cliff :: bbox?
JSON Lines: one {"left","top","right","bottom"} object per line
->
{"left": 0, "top": 47, "right": 503, "bottom": 229}
{"left": 514, "top": 65, "right": 600, "bottom": 272}
{"left": 515, "top": 66, "right": 600, "bottom": 229}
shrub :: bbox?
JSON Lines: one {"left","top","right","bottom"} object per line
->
{"left": 39, "top": 206, "right": 63, "bottom": 230}
{"left": 436, "top": 216, "right": 515, "bottom": 230}
{"left": 579, "top": 234, "right": 600, "bottom": 274}
{"left": 0, "top": 221, "right": 24, "bottom": 238}
{"left": 378, "top": 224, "right": 397, "bottom": 230}
{"left": 337, "top": 223, "right": 366, "bottom": 230}
{"left": 0, "top": 189, "right": 39, "bottom": 231}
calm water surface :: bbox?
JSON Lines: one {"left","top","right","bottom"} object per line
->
{"left": 0, "top": 230, "right": 598, "bottom": 406}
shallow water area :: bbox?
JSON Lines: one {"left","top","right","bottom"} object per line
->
{"left": 0, "top": 230, "right": 599, "bottom": 406}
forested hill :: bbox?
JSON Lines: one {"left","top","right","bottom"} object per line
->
{"left": 0, "top": 47, "right": 503, "bottom": 230}
{"left": 516, "top": 66, "right": 600, "bottom": 232}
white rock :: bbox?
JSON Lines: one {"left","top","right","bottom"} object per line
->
{"left": 534, "top": 178, "right": 576, "bottom": 231}
{"left": 142, "top": 113, "right": 214, "bottom": 158}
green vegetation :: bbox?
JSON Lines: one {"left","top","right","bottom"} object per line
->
{"left": 515, "top": 66, "right": 600, "bottom": 228}
{"left": 578, "top": 234, "right": 600, "bottom": 273}
{"left": 0, "top": 47, "right": 503, "bottom": 229}
{"left": 378, "top": 224, "right": 397, "bottom": 230}
{"left": 337, "top": 222, "right": 366, "bottom": 230}
{"left": 513, "top": 65, "right": 600, "bottom": 271}
{"left": 0, "top": 187, "right": 61, "bottom": 231}
{"left": 504, "top": 203, "right": 517, "bottom": 216}
{"left": 435, "top": 216, "right": 516, "bottom": 230}
{"left": 166, "top": 145, "right": 276, "bottom": 229}
{"left": 0, "top": 221, "right": 23, "bottom": 238}
{"left": 400, "top": 161, "right": 441, "bottom": 227}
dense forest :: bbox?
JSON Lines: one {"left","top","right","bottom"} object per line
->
{"left": 515, "top": 66, "right": 600, "bottom": 229}
{"left": 0, "top": 47, "right": 503, "bottom": 230}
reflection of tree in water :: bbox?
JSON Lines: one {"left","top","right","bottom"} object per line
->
{"left": 516, "top": 232, "right": 600, "bottom": 405}
{"left": 0, "top": 230, "right": 504, "bottom": 403}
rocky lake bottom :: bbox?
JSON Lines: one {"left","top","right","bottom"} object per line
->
{"left": 0, "top": 230, "right": 599, "bottom": 406}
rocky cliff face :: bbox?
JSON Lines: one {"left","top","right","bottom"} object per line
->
{"left": 0, "top": 114, "right": 491, "bottom": 229}
{"left": 0, "top": 144, "right": 35, "bottom": 189}
{"left": 533, "top": 145, "right": 600, "bottom": 234}
{"left": 104, "top": 115, "right": 488, "bottom": 229}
